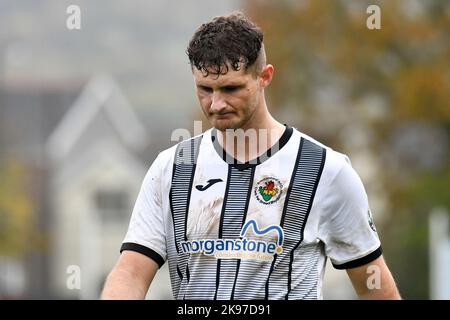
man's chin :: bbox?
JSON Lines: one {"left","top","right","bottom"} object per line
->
{"left": 211, "top": 119, "right": 240, "bottom": 131}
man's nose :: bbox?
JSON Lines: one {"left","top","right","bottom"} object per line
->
{"left": 210, "top": 91, "right": 227, "bottom": 112}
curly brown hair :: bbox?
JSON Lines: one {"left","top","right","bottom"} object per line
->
{"left": 187, "top": 11, "right": 264, "bottom": 77}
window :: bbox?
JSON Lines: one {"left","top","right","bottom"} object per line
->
{"left": 94, "top": 190, "right": 129, "bottom": 223}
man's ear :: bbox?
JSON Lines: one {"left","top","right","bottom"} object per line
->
{"left": 259, "top": 64, "right": 274, "bottom": 89}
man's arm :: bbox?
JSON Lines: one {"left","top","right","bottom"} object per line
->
{"left": 101, "top": 251, "right": 159, "bottom": 300}
{"left": 346, "top": 255, "right": 401, "bottom": 299}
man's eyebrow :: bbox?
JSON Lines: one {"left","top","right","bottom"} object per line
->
{"left": 221, "top": 83, "right": 244, "bottom": 87}
{"left": 196, "top": 83, "right": 245, "bottom": 89}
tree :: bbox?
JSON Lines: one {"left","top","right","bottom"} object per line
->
{"left": 244, "top": 0, "right": 450, "bottom": 298}
{"left": 0, "top": 159, "right": 33, "bottom": 257}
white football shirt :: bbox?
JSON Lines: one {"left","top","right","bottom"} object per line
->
{"left": 121, "top": 126, "right": 381, "bottom": 300}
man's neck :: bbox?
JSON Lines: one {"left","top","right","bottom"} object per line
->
{"left": 216, "top": 117, "right": 286, "bottom": 163}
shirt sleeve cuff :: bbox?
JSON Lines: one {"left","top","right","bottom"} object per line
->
{"left": 120, "top": 242, "right": 165, "bottom": 268}
{"left": 332, "top": 246, "right": 382, "bottom": 270}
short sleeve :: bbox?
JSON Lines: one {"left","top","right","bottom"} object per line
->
{"left": 120, "top": 153, "right": 167, "bottom": 268}
{"left": 319, "top": 155, "right": 382, "bottom": 269}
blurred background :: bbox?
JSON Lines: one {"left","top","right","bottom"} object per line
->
{"left": 0, "top": 0, "right": 449, "bottom": 299}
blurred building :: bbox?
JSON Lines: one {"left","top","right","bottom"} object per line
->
{"left": 0, "top": 74, "right": 174, "bottom": 299}
{"left": 0, "top": 79, "right": 81, "bottom": 299}
{"left": 45, "top": 74, "right": 156, "bottom": 299}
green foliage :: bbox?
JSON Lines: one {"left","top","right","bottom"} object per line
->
{"left": 0, "top": 160, "right": 33, "bottom": 257}
{"left": 245, "top": 0, "right": 450, "bottom": 298}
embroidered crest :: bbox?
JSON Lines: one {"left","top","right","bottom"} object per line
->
{"left": 255, "top": 177, "right": 283, "bottom": 205}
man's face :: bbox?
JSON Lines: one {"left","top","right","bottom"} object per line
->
{"left": 193, "top": 65, "right": 261, "bottom": 131}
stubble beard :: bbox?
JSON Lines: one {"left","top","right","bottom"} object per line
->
{"left": 210, "top": 104, "right": 258, "bottom": 132}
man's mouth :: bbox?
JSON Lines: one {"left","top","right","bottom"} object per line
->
{"left": 214, "top": 112, "right": 234, "bottom": 119}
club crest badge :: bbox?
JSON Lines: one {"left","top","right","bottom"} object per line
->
{"left": 255, "top": 177, "right": 283, "bottom": 205}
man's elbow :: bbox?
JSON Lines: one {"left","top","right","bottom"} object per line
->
{"left": 357, "top": 277, "right": 402, "bottom": 300}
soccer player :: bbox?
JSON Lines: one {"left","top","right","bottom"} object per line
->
{"left": 102, "top": 12, "right": 401, "bottom": 300}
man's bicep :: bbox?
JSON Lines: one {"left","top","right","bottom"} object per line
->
{"left": 346, "top": 255, "right": 401, "bottom": 299}
{"left": 116, "top": 250, "right": 160, "bottom": 288}
{"left": 102, "top": 250, "right": 160, "bottom": 299}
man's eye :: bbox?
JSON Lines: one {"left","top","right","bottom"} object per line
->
{"left": 223, "top": 86, "right": 239, "bottom": 93}
{"left": 198, "top": 86, "right": 212, "bottom": 93}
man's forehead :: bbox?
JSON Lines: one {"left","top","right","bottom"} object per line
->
{"left": 193, "top": 66, "right": 249, "bottom": 85}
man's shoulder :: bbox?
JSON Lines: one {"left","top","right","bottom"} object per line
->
{"left": 153, "top": 130, "right": 208, "bottom": 166}
{"left": 293, "top": 127, "right": 351, "bottom": 180}
{"left": 294, "top": 130, "right": 368, "bottom": 214}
